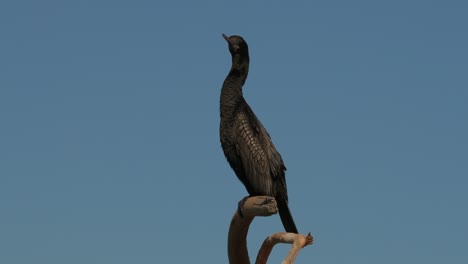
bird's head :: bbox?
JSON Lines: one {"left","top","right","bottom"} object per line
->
{"left": 222, "top": 34, "right": 249, "bottom": 57}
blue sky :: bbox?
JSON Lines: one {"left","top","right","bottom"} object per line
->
{"left": 1, "top": 0, "right": 467, "bottom": 263}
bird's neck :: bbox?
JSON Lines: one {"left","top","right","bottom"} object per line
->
{"left": 230, "top": 54, "right": 250, "bottom": 84}
{"left": 220, "top": 55, "right": 250, "bottom": 119}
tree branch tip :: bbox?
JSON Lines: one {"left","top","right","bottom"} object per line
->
{"left": 304, "top": 232, "right": 313, "bottom": 247}
{"left": 238, "top": 196, "right": 278, "bottom": 218}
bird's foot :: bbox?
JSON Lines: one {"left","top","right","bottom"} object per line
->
{"left": 257, "top": 197, "right": 275, "bottom": 206}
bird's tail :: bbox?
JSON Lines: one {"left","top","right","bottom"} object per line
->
{"left": 277, "top": 199, "right": 298, "bottom": 234}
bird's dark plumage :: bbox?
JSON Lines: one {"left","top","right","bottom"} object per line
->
{"left": 219, "top": 34, "right": 298, "bottom": 234}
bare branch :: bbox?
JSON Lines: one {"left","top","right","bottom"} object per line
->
{"left": 228, "top": 196, "right": 313, "bottom": 264}
{"left": 228, "top": 196, "right": 277, "bottom": 264}
{"left": 255, "top": 232, "right": 313, "bottom": 264}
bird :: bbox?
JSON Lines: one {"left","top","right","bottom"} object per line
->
{"left": 219, "top": 33, "right": 298, "bottom": 234}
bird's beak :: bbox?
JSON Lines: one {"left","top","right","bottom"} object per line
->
{"left": 222, "top": 33, "right": 231, "bottom": 45}
{"left": 222, "top": 33, "right": 240, "bottom": 53}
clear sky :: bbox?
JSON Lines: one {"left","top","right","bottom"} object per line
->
{"left": 1, "top": 1, "right": 467, "bottom": 263}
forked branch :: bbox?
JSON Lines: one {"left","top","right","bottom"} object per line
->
{"left": 227, "top": 196, "right": 313, "bottom": 264}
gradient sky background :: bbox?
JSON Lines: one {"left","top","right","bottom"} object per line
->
{"left": 1, "top": 1, "right": 467, "bottom": 263}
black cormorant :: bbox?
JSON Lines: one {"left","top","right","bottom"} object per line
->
{"left": 219, "top": 34, "right": 298, "bottom": 234}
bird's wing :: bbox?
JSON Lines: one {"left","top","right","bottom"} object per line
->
{"left": 233, "top": 104, "right": 286, "bottom": 197}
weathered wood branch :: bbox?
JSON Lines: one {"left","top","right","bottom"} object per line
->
{"left": 255, "top": 232, "right": 313, "bottom": 264}
{"left": 228, "top": 196, "right": 278, "bottom": 264}
{"left": 227, "top": 196, "right": 313, "bottom": 264}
